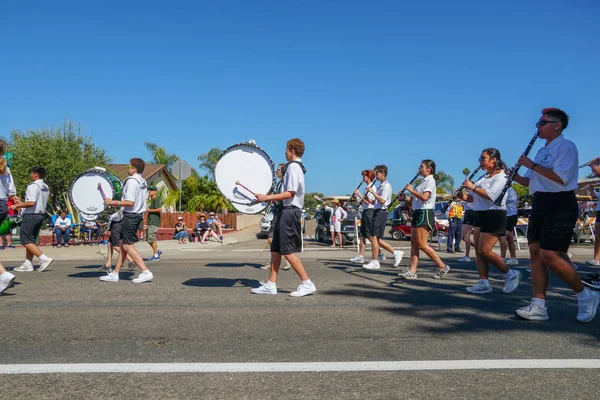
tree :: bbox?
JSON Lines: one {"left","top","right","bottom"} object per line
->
{"left": 436, "top": 171, "right": 454, "bottom": 194}
{"left": 144, "top": 141, "right": 179, "bottom": 168}
{"left": 9, "top": 121, "right": 112, "bottom": 212}
{"left": 304, "top": 192, "right": 325, "bottom": 210}
{"left": 198, "top": 147, "right": 222, "bottom": 181}
{"left": 462, "top": 168, "right": 471, "bottom": 178}
{"left": 512, "top": 183, "right": 529, "bottom": 198}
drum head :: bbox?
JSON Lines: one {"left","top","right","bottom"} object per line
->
{"left": 70, "top": 170, "right": 115, "bottom": 215}
{"left": 80, "top": 212, "right": 98, "bottom": 221}
{"left": 215, "top": 143, "right": 274, "bottom": 213}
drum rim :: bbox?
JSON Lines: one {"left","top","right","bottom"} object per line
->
{"left": 214, "top": 142, "right": 276, "bottom": 206}
{"left": 69, "top": 168, "right": 122, "bottom": 216}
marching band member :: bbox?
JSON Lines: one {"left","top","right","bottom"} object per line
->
{"left": 584, "top": 159, "right": 600, "bottom": 267}
{"left": 362, "top": 165, "right": 403, "bottom": 270}
{"left": 100, "top": 158, "right": 153, "bottom": 283}
{"left": 513, "top": 108, "right": 598, "bottom": 322}
{"left": 252, "top": 138, "right": 316, "bottom": 297}
{"left": 499, "top": 186, "right": 519, "bottom": 265}
{"left": 397, "top": 160, "right": 450, "bottom": 279}
{"left": 459, "top": 149, "right": 521, "bottom": 294}
{"left": 350, "top": 169, "right": 376, "bottom": 264}
{"left": 457, "top": 199, "right": 475, "bottom": 263}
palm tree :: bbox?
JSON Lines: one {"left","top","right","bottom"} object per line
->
{"left": 462, "top": 167, "right": 471, "bottom": 178}
{"left": 144, "top": 142, "right": 179, "bottom": 168}
{"left": 436, "top": 171, "right": 454, "bottom": 194}
{"left": 198, "top": 147, "right": 222, "bottom": 181}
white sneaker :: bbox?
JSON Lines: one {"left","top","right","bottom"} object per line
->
{"left": 515, "top": 300, "right": 549, "bottom": 321}
{"left": 393, "top": 250, "right": 404, "bottom": 267}
{"left": 467, "top": 281, "right": 492, "bottom": 294}
{"left": 398, "top": 270, "right": 418, "bottom": 280}
{"left": 577, "top": 290, "right": 600, "bottom": 323}
{"left": 38, "top": 257, "right": 54, "bottom": 272}
{"left": 13, "top": 264, "right": 34, "bottom": 272}
{"left": 0, "top": 272, "right": 16, "bottom": 294}
{"left": 457, "top": 256, "right": 471, "bottom": 263}
{"left": 100, "top": 272, "right": 119, "bottom": 282}
{"left": 350, "top": 255, "right": 365, "bottom": 264}
{"left": 251, "top": 281, "right": 277, "bottom": 295}
{"left": 378, "top": 253, "right": 386, "bottom": 262}
{"left": 282, "top": 261, "right": 291, "bottom": 270}
{"left": 503, "top": 270, "right": 521, "bottom": 294}
{"left": 362, "top": 260, "right": 380, "bottom": 270}
{"left": 433, "top": 265, "right": 450, "bottom": 279}
{"left": 506, "top": 258, "right": 519, "bottom": 266}
{"left": 290, "top": 281, "right": 317, "bottom": 297}
{"left": 585, "top": 259, "right": 600, "bottom": 267}
{"left": 132, "top": 270, "right": 153, "bottom": 283}
{"left": 260, "top": 264, "right": 271, "bottom": 270}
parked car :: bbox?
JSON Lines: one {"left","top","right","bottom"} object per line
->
{"left": 315, "top": 208, "right": 359, "bottom": 245}
{"left": 389, "top": 219, "right": 448, "bottom": 242}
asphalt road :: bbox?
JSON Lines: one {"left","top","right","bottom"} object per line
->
{"left": 1, "top": 239, "right": 599, "bottom": 399}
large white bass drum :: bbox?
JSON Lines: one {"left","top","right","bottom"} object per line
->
{"left": 214, "top": 142, "right": 275, "bottom": 214}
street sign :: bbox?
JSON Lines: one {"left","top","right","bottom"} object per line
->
{"left": 170, "top": 159, "right": 193, "bottom": 213}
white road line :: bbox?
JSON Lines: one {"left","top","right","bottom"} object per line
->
{"left": 1, "top": 359, "right": 599, "bottom": 374}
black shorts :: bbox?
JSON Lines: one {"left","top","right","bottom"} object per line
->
{"left": 506, "top": 215, "right": 518, "bottom": 231}
{"left": 20, "top": 213, "right": 45, "bottom": 245}
{"left": 0, "top": 199, "right": 7, "bottom": 226}
{"left": 474, "top": 210, "right": 506, "bottom": 236}
{"left": 463, "top": 210, "right": 475, "bottom": 226}
{"left": 360, "top": 209, "right": 375, "bottom": 238}
{"left": 121, "top": 213, "right": 143, "bottom": 245}
{"left": 527, "top": 191, "right": 578, "bottom": 253}
{"left": 597, "top": 210, "right": 600, "bottom": 220}
{"left": 271, "top": 207, "right": 301, "bottom": 255}
{"left": 371, "top": 209, "right": 387, "bottom": 239}
{"left": 412, "top": 209, "right": 435, "bottom": 231}
{"left": 109, "top": 221, "right": 122, "bottom": 247}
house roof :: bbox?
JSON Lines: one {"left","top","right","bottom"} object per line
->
{"left": 108, "top": 164, "right": 178, "bottom": 189}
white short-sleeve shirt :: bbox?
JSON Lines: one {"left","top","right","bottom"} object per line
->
{"left": 374, "top": 180, "right": 392, "bottom": 209}
{"left": 122, "top": 174, "right": 148, "bottom": 214}
{"left": 55, "top": 217, "right": 72, "bottom": 228}
{"left": 22, "top": 179, "right": 49, "bottom": 214}
{"left": 361, "top": 184, "right": 376, "bottom": 210}
{"left": 282, "top": 160, "right": 305, "bottom": 209}
{"left": 412, "top": 175, "right": 436, "bottom": 210}
{"left": 471, "top": 172, "right": 508, "bottom": 211}
{"left": 506, "top": 187, "right": 518, "bottom": 217}
{"left": 0, "top": 167, "right": 17, "bottom": 200}
{"left": 524, "top": 135, "right": 579, "bottom": 194}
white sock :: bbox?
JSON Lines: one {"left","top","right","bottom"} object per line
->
{"left": 24, "top": 260, "right": 33, "bottom": 267}
{"left": 302, "top": 279, "right": 312, "bottom": 285}
{"left": 531, "top": 297, "right": 546, "bottom": 308}
{"left": 154, "top": 253, "right": 159, "bottom": 257}
{"left": 504, "top": 269, "right": 514, "bottom": 278}
{"left": 39, "top": 254, "right": 49, "bottom": 262}
{"left": 576, "top": 288, "right": 591, "bottom": 301}
{"left": 265, "top": 281, "right": 276, "bottom": 288}
{"left": 479, "top": 279, "right": 490, "bottom": 286}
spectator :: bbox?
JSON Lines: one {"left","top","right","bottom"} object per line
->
{"left": 207, "top": 211, "right": 224, "bottom": 241}
{"left": 55, "top": 210, "right": 72, "bottom": 247}
{"left": 173, "top": 216, "right": 188, "bottom": 244}
{"left": 195, "top": 214, "right": 222, "bottom": 243}
{"left": 145, "top": 185, "right": 162, "bottom": 261}
{"left": 83, "top": 219, "right": 102, "bottom": 244}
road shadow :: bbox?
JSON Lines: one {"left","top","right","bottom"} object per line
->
{"left": 205, "top": 262, "right": 264, "bottom": 269}
{"left": 323, "top": 260, "right": 600, "bottom": 342}
{"left": 182, "top": 277, "right": 259, "bottom": 288}
{"left": 68, "top": 271, "right": 135, "bottom": 279}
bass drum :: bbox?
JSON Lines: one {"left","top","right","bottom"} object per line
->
{"left": 214, "top": 142, "right": 275, "bottom": 214}
{"left": 70, "top": 167, "right": 122, "bottom": 215}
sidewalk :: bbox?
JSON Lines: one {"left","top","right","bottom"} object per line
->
{"left": 0, "top": 224, "right": 261, "bottom": 263}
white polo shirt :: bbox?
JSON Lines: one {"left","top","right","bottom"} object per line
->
{"left": 374, "top": 180, "right": 392, "bottom": 209}
{"left": 506, "top": 187, "right": 518, "bottom": 217}
{"left": 471, "top": 172, "right": 507, "bottom": 211}
{"left": 282, "top": 159, "right": 305, "bottom": 209}
{"left": 122, "top": 173, "right": 148, "bottom": 214}
{"left": 0, "top": 167, "right": 17, "bottom": 200}
{"left": 524, "top": 135, "right": 578, "bottom": 194}
{"left": 22, "top": 179, "right": 49, "bottom": 214}
{"left": 412, "top": 175, "right": 436, "bottom": 210}
{"left": 361, "top": 183, "right": 376, "bottom": 209}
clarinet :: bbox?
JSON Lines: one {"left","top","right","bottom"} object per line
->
{"left": 493, "top": 132, "right": 539, "bottom": 206}
{"left": 349, "top": 180, "right": 365, "bottom": 207}
{"left": 387, "top": 172, "right": 421, "bottom": 211}
{"left": 440, "top": 166, "right": 482, "bottom": 213}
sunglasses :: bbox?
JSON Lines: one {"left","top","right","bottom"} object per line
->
{"left": 535, "top": 120, "right": 558, "bottom": 127}
{"left": 127, "top": 165, "right": 134, "bottom": 169}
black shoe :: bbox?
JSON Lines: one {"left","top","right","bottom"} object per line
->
{"left": 455, "top": 248, "right": 462, "bottom": 252}
{"left": 446, "top": 250, "right": 454, "bottom": 253}
{"left": 582, "top": 274, "right": 600, "bottom": 290}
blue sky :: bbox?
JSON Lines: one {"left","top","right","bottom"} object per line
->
{"left": 1, "top": 0, "right": 598, "bottom": 195}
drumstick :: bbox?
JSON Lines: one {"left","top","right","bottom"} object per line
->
{"left": 235, "top": 180, "right": 257, "bottom": 197}
{"left": 97, "top": 183, "right": 107, "bottom": 200}
{"left": 313, "top": 194, "right": 325, "bottom": 203}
